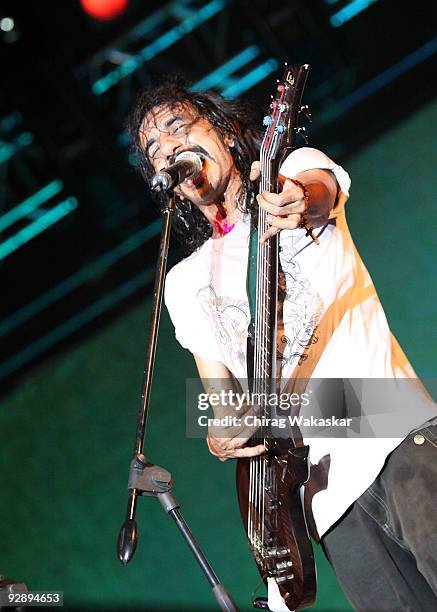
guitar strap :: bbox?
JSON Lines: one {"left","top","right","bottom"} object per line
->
{"left": 246, "top": 220, "right": 258, "bottom": 322}
{"left": 246, "top": 218, "right": 258, "bottom": 392}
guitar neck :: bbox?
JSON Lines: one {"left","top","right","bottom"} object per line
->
{"left": 253, "top": 64, "right": 310, "bottom": 394}
{"left": 254, "top": 159, "right": 279, "bottom": 392}
{"left": 238, "top": 65, "right": 316, "bottom": 612}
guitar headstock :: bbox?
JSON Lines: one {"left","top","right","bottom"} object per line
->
{"left": 260, "top": 63, "right": 310, "bottom": 167}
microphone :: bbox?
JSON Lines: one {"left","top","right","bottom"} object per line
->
{"left": 151, "top": 151, "right": 203, "bottom": 192}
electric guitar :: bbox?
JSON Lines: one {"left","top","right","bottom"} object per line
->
{"left": 236, "top": 64, "right": 316, "bottom": 611}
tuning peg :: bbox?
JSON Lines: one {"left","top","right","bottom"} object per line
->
{"left": 296, "top": 126, "right": 309, "bottom": 143}
{"left": 263, "top": 116, "right": 273, "bottom": 126}
{"left": 299, "top": 104, "right": 312, "bottom": 121}
{"left": 275, "top": 124, "right": 285, "bottom": 134}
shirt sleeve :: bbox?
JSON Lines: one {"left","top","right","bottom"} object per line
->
{"left": 279, "top": 147, "right": 351, "bottom": 218}
{"left": 164, "top": 260, "right": 225, "bottom": 363}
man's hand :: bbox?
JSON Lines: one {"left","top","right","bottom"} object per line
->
{"left": 206, "top": 403, "right": 265, "bottom": 462}
{"left": 193, "top": 354, "right": 266, "bottom": 462}
{"left": 250, "top": 161, "right": 305, "bottom": 242}
{"left": 207, "top": 434, "right": 266, "bottom": 462}
{"left": 250, "top": 161, "right": 337, "bottom": 242}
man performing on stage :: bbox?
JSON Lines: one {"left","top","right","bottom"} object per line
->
{"left": 129, "top": 76, "right": 437, "bottom": 610}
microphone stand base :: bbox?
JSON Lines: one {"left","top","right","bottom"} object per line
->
{"left": 121, "top": 457, "right": 239, "bottom": 611}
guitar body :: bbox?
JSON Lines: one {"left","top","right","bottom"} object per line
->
{"left": 237, "top": 445, "right": 316, "bottom": 610}
{"left": 236, "top": 64, "right": 316, "bottom": 610}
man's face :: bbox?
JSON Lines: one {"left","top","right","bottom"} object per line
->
{"left": 139, "top": 103, "right": 236, "bottom": 206}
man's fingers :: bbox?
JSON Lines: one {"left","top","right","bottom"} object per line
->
{"left": 206, "top": 427, "right": 266, "bottom": 461}
{"left": 258, "top": 198, "right": 305, "bottom": 216}
{"left": 266, "top": 214, "right": 302, "bottom": 230}
{"left": 257, "top": 189, "right": 303, "bottom": 207}
{"left": 206, "top": 402, "right": 266, "bottom": 460}
{"left": 250, "top": 161, "right": 260, "bottom": 181}
{"left": 255, "top": 187, "right": 306, "bottom": 244}
{"left": 232, "top": 444, "right": 266, "bottom": 458}
{"left": 218, "top": 444, "right": 266, "bottom": 461}
{"left": 260, "top": 225, "right": 280, "bottom": 243}
{"left": 207, "top": 439, "right": 266, "bottom": 461}
{"left": 260, "top": 212, "right": 304, "bottom": 242}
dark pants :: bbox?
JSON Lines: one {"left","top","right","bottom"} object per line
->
{"left": 322, "top": 419, "right": 437, "bottom": 611}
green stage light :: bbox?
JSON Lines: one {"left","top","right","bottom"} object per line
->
{"left": 192, "top": 45, "right": 260, "bottom": 92}
{"left": 0, "top": 132, "right": 33, "bottom": 164}
{"left": 0, "top": 196, "right": 78, "bottom": 261}
{"left": 330, "top": 0, "right": 379, "bottom": 27}
{"left": 0, "top": 218, "right": 162, "bottom": 337}
{"left": 221, "top": 58, "right": 279, "bottom": 99}
{"left": 0, "top": 179, "right": 63, "bottom": 233}
{"left": 0, "top": 267, "right": 154, "bottom": 378}
{"left": 92, "top": 0, "right": 227, "bottom": 95}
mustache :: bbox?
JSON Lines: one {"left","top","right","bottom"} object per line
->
{"left": 169, "top": 146, "right": 211, "bottom": 165}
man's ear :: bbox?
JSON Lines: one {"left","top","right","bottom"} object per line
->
{"left": 224, "top": 134, "right": 235, "bottom": 148}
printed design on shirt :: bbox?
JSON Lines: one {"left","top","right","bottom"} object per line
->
{"left": 279, "top": 239, "right": 324, "bottom": 366}
{"left": 197, "top": 284, "right": 250, "bottom": 363}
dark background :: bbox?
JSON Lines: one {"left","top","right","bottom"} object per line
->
{"left": 1, "top": 0, "right": 435, "bottom": 388}
{"left": 0, "top": 1, "right": 436, "bottom": 610}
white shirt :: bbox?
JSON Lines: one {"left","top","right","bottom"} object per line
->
{"left": 164, "top": 147, "right": 436, "bottom": 537}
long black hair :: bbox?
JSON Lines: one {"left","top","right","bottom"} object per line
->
{"left": 129, "top": 75, "right": 261, "bottom": 254}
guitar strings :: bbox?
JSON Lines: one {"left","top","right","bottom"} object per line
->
{"left": 250, "top": 126, "right": 265, "bottom": 553}
{"left": 261, "top": 137, "right": 269, "bottom": 559}
{"left": 248, "top": 124, "right": 277, "bottom": 561}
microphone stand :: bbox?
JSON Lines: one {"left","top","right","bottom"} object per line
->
{"left": 117, "top": 194, "right": 238, "bottom": 612}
